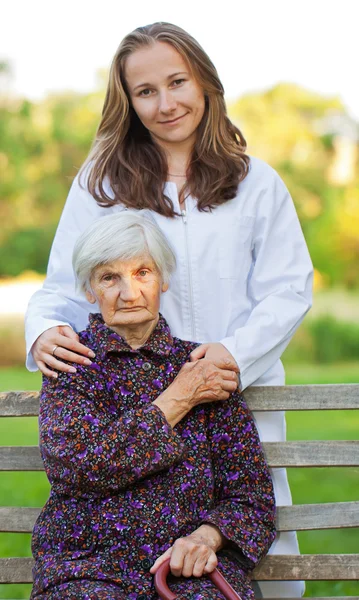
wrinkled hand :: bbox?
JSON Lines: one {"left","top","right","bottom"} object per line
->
{"left": 150, "top": 528, "right": 222, "bottom": 578}
{"left": 165, "top": 358, "right": 238, "bottom": 409}
{"left": 190, "top": 343, "right": 240, "bottom": 389}
{"left": 32, "top": 326, "right": 95, "bottom": 378}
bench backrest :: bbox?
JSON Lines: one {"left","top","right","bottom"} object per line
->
{"left": 1, "top": 384, "right": 359, "bottom": 599}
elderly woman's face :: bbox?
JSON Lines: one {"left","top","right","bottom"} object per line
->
{"left": 85, "top": 255, "right": 168, "bottom": 333}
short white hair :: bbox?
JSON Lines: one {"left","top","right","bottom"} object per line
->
{"left": 72, "top": 210, "right": 176, "bottom": 294}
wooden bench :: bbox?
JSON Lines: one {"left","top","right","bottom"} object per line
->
{"left": 1, "top": 384, "right": 359, "bottom": 599}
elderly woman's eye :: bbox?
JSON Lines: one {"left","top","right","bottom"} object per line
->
{"left": 103, "top": 274, "right": 114, "bottom": 282}
{"left": 138, "top": 269, "right": 149, "bottom": 277}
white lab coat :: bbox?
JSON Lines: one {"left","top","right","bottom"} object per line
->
{"left": 25, "top": 156, "right": 313, "bottom": 596}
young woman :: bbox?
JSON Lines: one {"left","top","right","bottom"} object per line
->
{"left": 26, "top": 22, "right": 313, "bottom": 597}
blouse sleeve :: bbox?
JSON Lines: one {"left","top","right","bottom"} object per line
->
{"left": 24, "top": 172, "right": 117, "bottom": 371}
{"left": 220, "top": 167, "right": 313, "bottom": 390}
{"left": 39, "top": 368, "right": 187, "bottom": 497}
{"left": 201, "top": 392, "right": 276, "bottom": 568}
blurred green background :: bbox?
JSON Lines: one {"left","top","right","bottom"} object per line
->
{"left": 0, "top": 75, "right": 358, "bottom": 597}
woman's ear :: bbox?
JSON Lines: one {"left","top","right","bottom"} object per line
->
{"left": 162, "top": 282, "right": 169, "bottom": 293}
{"left": 85, "top": 289, "right": 97, "bottom": 304}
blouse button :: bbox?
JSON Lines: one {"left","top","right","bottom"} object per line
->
{"left": 141, "top": 558, "right": 152, "bottom": 569}
{"left": 142, "top": 362, "right": 151, "bottom": 371}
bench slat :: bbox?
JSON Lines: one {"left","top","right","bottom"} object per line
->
{"left": 1, "top": 555, "right": 359, "bottom": 583}
{"left": 1, "top": 441, "right": 359, "bottom": 471}
{"left": 277, "top": 501, "right": 359, "bottom": 531}
{"left": 1, "top": 384, "right": 359, "bottom": 416}
{"left": 245, "top": 384, "right": 359, "bottom": 411}
{"left": 264, "top": 440, "right": 359, "bottom": 467}
{"left": 252, "top": 554, "right": 359, "bottom": 580}
{"left": 2, "top": 502, "right": 359, "bottom": 533}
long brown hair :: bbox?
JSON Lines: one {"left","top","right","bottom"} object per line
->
{"left": 80, "top": 22, "right": 250, "bottom": 217}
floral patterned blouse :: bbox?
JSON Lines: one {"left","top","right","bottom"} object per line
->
{"left": 31, "top": 313, "right": 276, "bottom": 600}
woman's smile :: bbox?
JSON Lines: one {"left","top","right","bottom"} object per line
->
{"left": 159, "top": 113, "right": 189, "bottom": 125}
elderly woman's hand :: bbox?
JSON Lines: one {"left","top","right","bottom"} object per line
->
{"left": 32, "top": 326, "right": 95, "bottom": 378}
{"left": 153, "top": 359, "right": 238, "bottom": 427}
{"left": 150, "top": 524, "right": 225, "bottom": 578}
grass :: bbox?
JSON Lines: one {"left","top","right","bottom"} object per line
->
{"left": 0, "top": 365, "right": 358, "bottom": 598}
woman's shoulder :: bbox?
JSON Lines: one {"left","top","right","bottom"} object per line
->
{"left": 171, "top": 336, "right": 199, "bottom": 358}
{"left": 233, "top": 155, "right": 291, "bottom": 212}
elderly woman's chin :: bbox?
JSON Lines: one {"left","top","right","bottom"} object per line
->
{"left": 109, "top": 306, "right": 159, "bottom": 331}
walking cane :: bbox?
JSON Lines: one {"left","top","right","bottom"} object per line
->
{"left": 154, "top": 558, "right": 242, "bottom": 600}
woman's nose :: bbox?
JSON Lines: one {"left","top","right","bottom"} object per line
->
{"left": 119, "top": 279, "right": 140, "bottom": 301}
{"left": 158, "top": 90, "right": 176, "bottom": 113}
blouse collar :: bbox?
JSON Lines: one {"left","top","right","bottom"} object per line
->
{"left": 87, "top": 313, "right": 175, "bottom": 359}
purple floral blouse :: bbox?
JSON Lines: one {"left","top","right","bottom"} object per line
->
{"left": 31, "top": 313, "right": 276, "bottom": 600}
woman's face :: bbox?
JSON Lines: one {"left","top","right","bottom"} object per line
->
{"left": 86, "top": 255, "right": 168, "bottom": 334}
{"left": 125, "top": 41, "right": 206, "bottom": 150}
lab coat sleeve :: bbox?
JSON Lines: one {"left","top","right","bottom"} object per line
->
{"left": 220, "top": 170, "right": 313, "bottom": 391}
{"left": 24, "top": 173, "right": 111, "bottom": 371}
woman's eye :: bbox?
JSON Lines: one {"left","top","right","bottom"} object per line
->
{"left": 103, "top": 274, "right": 114, "bottom": 282}
{"left": 139, "top": 88, "right": 152, "bottom": 97}
{"left": 172, "top": 79, "right": 185, "bottom": 87}
{"left": 138, "top": 270, "right": 149, "bottom": 277}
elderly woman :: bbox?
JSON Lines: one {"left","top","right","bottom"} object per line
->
{"left": 31, "top": 211, "right": 276, "bottom": 600}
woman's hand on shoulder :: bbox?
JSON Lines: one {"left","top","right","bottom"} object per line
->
{"left": 190, "top": 343, "right": 240, "bottom": 390}
{"left": 32, "top": 326, "right": 95, "bottom": 378}
{"left": 190, "top": 343, "right": 239, "bottom": 374}
{"left": 150, "top": 524, "right": 225, "bottom": 578}
{"left": 153, "top": 358, "right": 238, "bottom": 427}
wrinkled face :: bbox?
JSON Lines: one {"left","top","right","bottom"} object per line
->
{"left": 125, "top": 41, "right": 206, "bottom": 149}
{"left": 86, "top": 255, "right": 168, "bottom": 333}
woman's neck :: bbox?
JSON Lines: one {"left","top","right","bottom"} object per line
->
{"left": 108, "top": 317, "right": 159, "bottom": 350}
{"left": 154, "top": 136, "right": 192, "bottom": 178}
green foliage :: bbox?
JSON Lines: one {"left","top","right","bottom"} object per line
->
{"left": 308, "top": 315, "right": 359, "bottom": 363}
{"left": 0, "top": 224, "right": 57, "bottom": 275}
{"left": 0, "top": 90, "right": 101, "bottom": 273}
{"left": 282, "top": 304, "right": 359, "bottom": 365}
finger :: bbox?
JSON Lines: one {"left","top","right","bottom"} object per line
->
{"left": 181, "top": 550, "right": 198, "bottom": 578}
{"left": 42, "top": 355, "right": 77, "bottom": 374}
{"left": 59, "top": 326, "right": 80, "bottom": 341}
{"left": 190, "top": 344, "right": 209, "bottom": 361}
{"left": 150, "top": 547, "right": 172, "bottom": 574}
{"left": 203, "top": 552, "right": 218, "bottom": 574}
{"left": 192, "top": 554, "right": 210, "bottom": 578}
{"left": 51, "top": 346, "right": 93, "bottom": 367}
{"left": 56, "top": 334, "right": 95, "bottom": 359}
{"left": 220, "top": 379, "right": 239, "bottom": 393}
{"left": 212, "top": 357, "right": 239, "bottom": 372}
{"left": 169, "top": 541, "right": 187, "bottom": 577}
{"left": 217, "top": 368, "right": 239, "bottom": 381}
{"left": 36, "top": 360, "right": 58, "bottom": 379}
